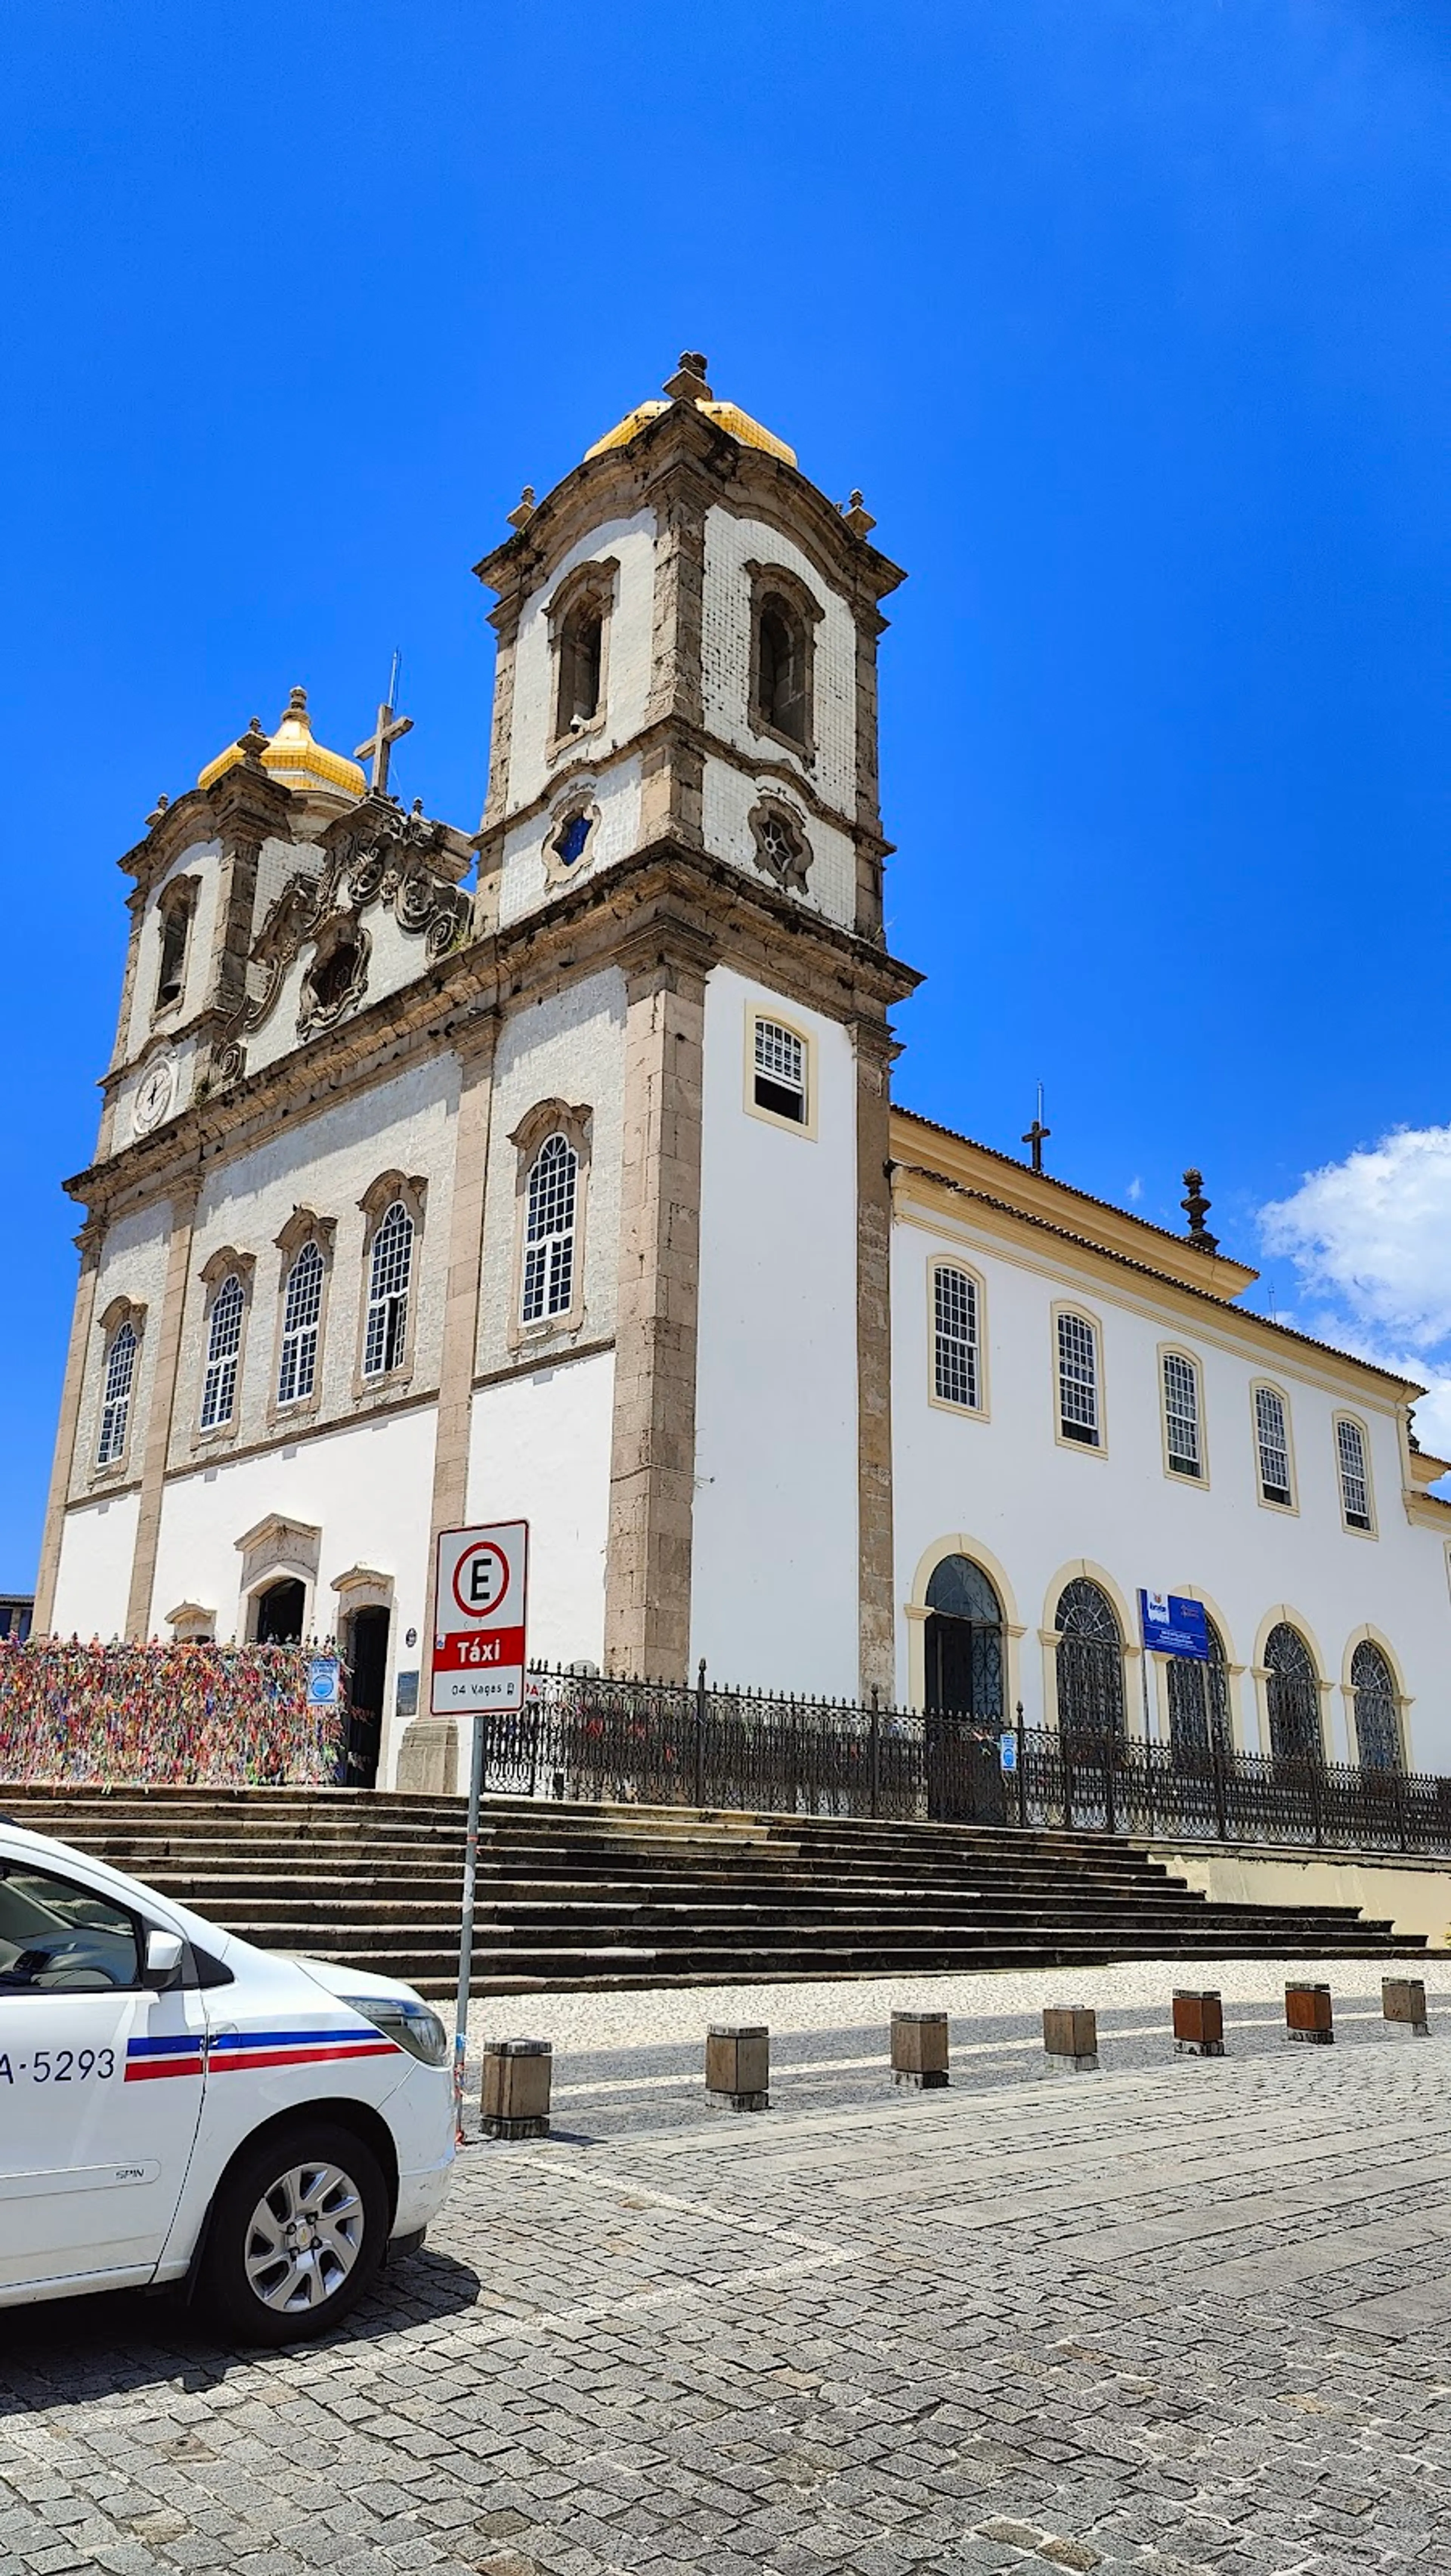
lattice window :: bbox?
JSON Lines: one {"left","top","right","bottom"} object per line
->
{"left": 97, "top": 1322, "right": 137, "bottom": 1466}
{"left": 933, "top": 1266, "right": 979, "bottom": 1409}
{"left": 753, "top": 1016, "right": 806, "bottom": 1125}
{"left": 1350, "top": 1639, "right": 1400, "bottom": 1770}
{"left": 1166, "top": 1618, "right": 1232, "bottom": 1758}
{"left": 200, "top": 1274, "right": 244, "bottom": 1430}
{"left": 1337, "top": 1417, "right": 1372, "bottom": 1530}
{"left": 1057, "top": 1312, "right": 1100, "bottom": 1446}
{"left": 1054, "top": 1576, "right": 1125, "bottom": 1736}
{"left": 521, "top": 1134, "right": 579, "bottom": 1324}
{"left": 278, "top": 1241, "right": 324, "bottom": 1407}
{"left": 1255, "top": 1385, "right": 1292, "bottom": 1506}
{"left": 1163, "top": 1351, "right": 1201, "bottom": 1478}
{"left": 1265, "top": 1621, "right": 1319, "bottom": 1760}
{"left": 363, "top": 1202, "right": 413, "bottom": 1378}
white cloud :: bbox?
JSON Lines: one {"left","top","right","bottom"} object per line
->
{"left": 1125, "top": 1175, "right": 1142, "bottom": 1202}
{"left": 1260, "top": 1123, "right": 1451, "bottom": 1462}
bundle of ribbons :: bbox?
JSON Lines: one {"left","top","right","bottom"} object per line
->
{"left": 0, "top": 1637, "right": 347, "bottom": 1786}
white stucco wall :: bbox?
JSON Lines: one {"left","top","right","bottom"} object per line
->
{"left": 476, "top": 969, "right": 626, "bottom": 1375}
{"left": 123, "top": 837, "right": 221, "bottom": 1065}
{"left": 467, "top": 1349, "right": 615, "bottom": 1674}
{"left": 50, "top": 1491, "right": 141, "bottom": 1642}
{"left": 891, "top": 1205, "right": 1451, "bottom": 1769}
{"left": 701, "top": 505, "right": 857, "bottom": 818}
{"left": 504, "top": 510, "right": 657, "bottom": 819}
{"left": 691, "top": 963, "right": 860, "bottom": 1694}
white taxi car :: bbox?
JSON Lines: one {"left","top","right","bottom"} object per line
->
{"left": 0, "top": 1815, "right": 455, "bottom": 2344}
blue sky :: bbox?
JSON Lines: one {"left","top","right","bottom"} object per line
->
{"left": 2, "top": 0, "right": 1447, "bottom": 1586}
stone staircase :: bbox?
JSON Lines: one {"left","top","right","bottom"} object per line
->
{"left": 2, "top": 1785, "right": 1425, "bottom": 1997}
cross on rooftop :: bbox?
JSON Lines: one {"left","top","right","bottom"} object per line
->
{"left": 355, "top": 655, "right": 414, "bottom": 797}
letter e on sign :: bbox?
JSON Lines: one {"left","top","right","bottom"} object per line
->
{"left": 432, "top": 1521, "right": 529, "bottom": 1715}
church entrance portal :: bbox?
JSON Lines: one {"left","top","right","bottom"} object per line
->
{"left": 923, "top": 1555, "right": 1006, "bottom": 1823}
{"left": 343, "top": 1606, "right": 389, "bottom": 1789}
{"left": 254, "top": 1578, "right": 305, "bottom": 1645}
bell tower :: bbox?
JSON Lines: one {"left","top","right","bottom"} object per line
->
{"left": 472, "top": 352, "right": 902, "bottom": 946}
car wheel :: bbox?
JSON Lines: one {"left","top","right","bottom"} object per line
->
{"left": 198, "top": 2123, "right": 389, "bottom": 2345}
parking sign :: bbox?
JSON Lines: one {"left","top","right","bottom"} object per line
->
{"left": 431, "top": 1521, "right": 529, "bottom": 1714}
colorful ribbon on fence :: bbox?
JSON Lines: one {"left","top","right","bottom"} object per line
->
{"left": 0, "top": 1639, "right": 346, "bottom": 1786}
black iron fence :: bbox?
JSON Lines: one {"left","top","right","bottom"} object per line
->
{"left": 488, "top": 1666, "right": 1451, "bottom": 1857}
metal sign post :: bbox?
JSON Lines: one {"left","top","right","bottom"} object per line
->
{"left": 432, "top": 1521, "right": 529, "bottom": 2136}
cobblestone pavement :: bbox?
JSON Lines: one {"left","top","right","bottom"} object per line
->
{"left": 5, "top": 1975, "right": 1451, "bottom": 2576}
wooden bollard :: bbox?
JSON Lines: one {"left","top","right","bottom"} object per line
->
{"left": 1383, "top": 1976, "right": 1430, "bottom": 2037}
{"left": 480, "top": 2038, "right": 552, "bottom": 2138}
{"left": 891, "top": 2010, "right": 950, "bottom": 2089}
{"left": 1043, "top": 2004, "right": 1098, "bottom": 2072}
{"left": 1285, "top": 1982, "right": 1333, "bottom": 2045}
{"left": 705, "top": 2024, "right": 770, "bottom": 2112}
{"left": 1173, "top": 1990, "right": 1225, "bottom": 2058}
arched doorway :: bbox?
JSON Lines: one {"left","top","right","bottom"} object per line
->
{"left": 1265, "top": 1622, "right": 1321, "bottom": 1761}
{"left": 923, "top": 1555, "right": 1006, "bottom": 1823}
{"left": 1054, "top": 1578, "right": 1125, "bottom": 1739}
{"left": 254, "top": 1577, "right": 305, "bottom": 1645}
{"left": 1351, "top": 1640, "right": 1401, "bottom": 1771}
{"left": 343, "top": 1605, "right": 390, "bottom": 1789}
{"left": 1166, "top": 1618, "right": 1233, "bottom": 1760}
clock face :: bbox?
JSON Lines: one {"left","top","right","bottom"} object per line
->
{"left": 133, "top": 1055, "right": 175, "bottom": 1135}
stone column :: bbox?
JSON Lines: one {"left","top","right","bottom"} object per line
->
{"left": 604, "top": 927, "right": 710, "bottom": 1680}
{"left": 855, "top": 1018, "right": 897, "bottom": 1701}
{"left": 398, "top": 1019, "right": 498, "bottom": 1795}
{"left": 32, "top": 1221, "right": 105, "bottom": 1635}
{"left": 639, "top": 467, "right": 707, "bottom": 850}
{"left": 125, "top": 1179, "right": 200, "bottom": 1642}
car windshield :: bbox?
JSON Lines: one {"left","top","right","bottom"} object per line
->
{"left": 0, "top": 1858, "right": 140, "bottom": 1990}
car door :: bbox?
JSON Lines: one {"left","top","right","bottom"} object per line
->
{"left": 0, "top": 1845, "right": 210, "bottom": 2296}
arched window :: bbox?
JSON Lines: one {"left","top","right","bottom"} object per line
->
{"left": 1336, "top": 1417, "right": 1373, "bottom": 1532}
{"left": 522, "top": 1134, "right": 579, "bottom": 1324}
{"left": 1350, "top": 1640, "right": 1401, "bottom": 1771}
{"left": 924, "top": 1555, "right": 1004, "bottom": 1721}
{"left": 200, "top": 1273, "right": 244, "bottom": 1430}
{"left": 1265, "top": 1621, "right": 1320, "bottom": 1761}
{"left": 154, "top": 885, "right": 195, "bottom": 1012}
{"left": 278, "top": 1241, "right": 325, "bottom": 1407}
{"left": 933, "top": 1264, "right": 981, "bottom": 1411}
{"left": 751, "top": 586, "right": 813, "bottom": 747}
{"left": 1255, "top": 1385, "right": 1293, "bottom": 1507}
{"left": 1056, "top": 1312, "right": 1101, "bottom": 1448}
{"left": 556, "top": 596, "right": 604, "bottom": 734}
{"left": 1055, "top": 1577, "right": 1125, "bottom": 1737}
{"left": 363, "top": 1201, "right": 413, "bottom": 1378}
{"left": 1166, "top": 1617, "right": 1233, "bottom": 1759}
{"left": 97, "top": 1321, "right": 137, "bottom": 1466}
{"left": 1162, "top": 1351, "right": 1202, "bottom": 1479}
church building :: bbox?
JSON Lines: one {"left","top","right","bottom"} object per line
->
{"left": 36, "top": 356, "right": 1451, "bottom": 1789}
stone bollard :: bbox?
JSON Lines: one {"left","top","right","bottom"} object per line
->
{"left": 1043, "top": 2004, "right": 1098, "bottom": 2073}
{"left": 1172, "top": 1990, "right": 1225, "bottom": 2058}
{"left": 705, "top": 2024, "right": 770, "bottom": 2112}
{"left": 891, "top": 2010, "right": 950, "bottom": 2089}
{"left": 480, "top": 2038, "right": 552, "bottom": 2138}
{"left": 1382, "top": 1976, "right": 1430, "bottom": 2038}
{"left": 1284, "top": 1982, "right": 1334, "bottom": 2045}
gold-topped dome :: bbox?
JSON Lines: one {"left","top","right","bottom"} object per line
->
{"left": 585, "top": 354, "right": 797, "bottom": 468}
{"left": 199, "top": 687, "right": 366, "bottom": 798}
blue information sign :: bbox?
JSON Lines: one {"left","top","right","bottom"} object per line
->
{"left": 999, "top": 1731, "right": 1018, "bottom": 1772}
{"left": 306, "top": 1654, "right": 342, "bottom": 1707}
{"left": 1139, "top": 1591, "right": 1210, "bottom": 1661}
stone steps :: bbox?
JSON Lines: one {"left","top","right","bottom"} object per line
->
{"left": 1, "top": 1784, "right": 1422, "bottom": 1998}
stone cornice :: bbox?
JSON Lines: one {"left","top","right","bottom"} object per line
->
{"left": 66, "top": 840, "right": 922, "bottom": 1224}
{"left": 474, "top": 401, "right": 906, "bottom": 620}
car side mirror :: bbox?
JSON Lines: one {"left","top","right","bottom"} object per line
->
{"left": 144, "top": 1927, "right": 186, "bottom": 1989}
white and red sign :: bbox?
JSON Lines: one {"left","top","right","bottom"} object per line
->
{"left": 431, "top": 1521, "right": 529, "bottom": 1715}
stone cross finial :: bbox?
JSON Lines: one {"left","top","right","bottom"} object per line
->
{"left": 665, "top": 350, "right": 712, "bottom": 401}
{"left": 843, "top": 490, "right": 877, "bottom": 537}
{"left": 506, "top": 485, "right": 537, "bottom": 532}
{"left": 1022, "top": 1082, "right": 1050, "bottom": 1173}
{"left": 354, "top": 691, "right": 414, "bottom": 798}
{"left": 1181, "top": 1168, "right": 1219, "bottom": 1253}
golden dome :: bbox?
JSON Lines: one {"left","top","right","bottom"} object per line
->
{"left": 585, "top": 356, "right": 797, "bottom": 468}
{"left": 199, "top": 687, "right": 366, "bottom": 798}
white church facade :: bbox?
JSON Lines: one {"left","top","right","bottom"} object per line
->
{"left": 35, "top": 355, "right": 1451, "bottom": 1789}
